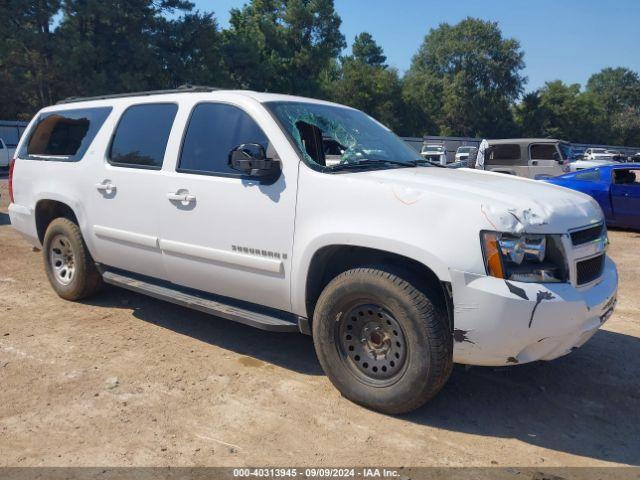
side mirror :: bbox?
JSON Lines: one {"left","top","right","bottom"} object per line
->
{"left": 229, "top": 143, "right": 280, "bottom": 178}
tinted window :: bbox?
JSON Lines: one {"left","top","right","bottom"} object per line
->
{"left": 575, "top": 170, "right": 600, "bottom": 181}
{"left": 531, "top": 144, "right": 559, "bottom": 161}
{"left": 19, "top": 108, "right": 112, "bottom": 161}
{"left": 613, "top": 169, "right": 640, "bottom": 185}
{"left": 110, "top": 103, "right": 178, "bottom": 168}
{"left": 491, "top": 144, "right": 520, "bottom": 160}
{"left": 179, "top": 103, "right": 269, "bottom": 175}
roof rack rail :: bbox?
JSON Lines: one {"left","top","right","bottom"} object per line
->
{"left": 57, "top": 84, "right": 221, "bottom": 104}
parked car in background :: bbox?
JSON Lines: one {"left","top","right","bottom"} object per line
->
{"left": 455, "top": 146, "right": 477, "bottom": 163}
{"left": 570, "top": 146, "right": 586, "bottom": 161}
{"left": 545, "top": 164, "right": 640, "bottom": 229}
{"left": 8, "top": 87, "right": 618, "bottom": 414}
{"left": 569, "top": 158, "right": 616, "bottom": 172}
{"left": 569, "top": 148, "right": 628, "bottom": 171}
{"left": 484, "top": 138, "right": 570, "bottom": 178}
{"left": 0, "top": 138, "right": 15, "bottom": 169}
{"left": 421, "top": 144, "right": 447, "bottom": 165}
{"left": 584, "top": 148, "right": 625, "bottom": 162}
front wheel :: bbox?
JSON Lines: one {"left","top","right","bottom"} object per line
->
{"left": 312, "top": 267, "right": 453, "bottom": 414}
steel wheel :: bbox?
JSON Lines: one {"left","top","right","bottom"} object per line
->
{"left": 335, "top": 303, "right": 408, "bottom": 387}
{"left": 48, "top": 234, "right": 76, "bottom": 285}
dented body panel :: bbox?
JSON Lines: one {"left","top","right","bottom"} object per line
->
{"left": 291, "top": 166, "right": 604, "bottom": 313}
{"left": 291, "top": 161, "right": 616, "bottom": 365}
{"left": 450, "top": 258, "right": 617, "bottom": 365}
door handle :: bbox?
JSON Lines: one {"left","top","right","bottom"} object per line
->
{"left": 96, "top": 181, "right": 116, "bottom": 193}
{"left": 167, "top": 192, "right": 196, "bottom": 202}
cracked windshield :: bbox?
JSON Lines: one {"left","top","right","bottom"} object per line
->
{"left": 266, "top": 101, "right": 424, "bottom": 170}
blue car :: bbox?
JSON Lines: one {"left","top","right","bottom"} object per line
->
{"left": 544, "top": 163, "right": 640, "bottom": 229}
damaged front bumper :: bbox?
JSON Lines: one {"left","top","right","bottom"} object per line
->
{"left": 450, "top": 257, "right": 618, "bottom": 366}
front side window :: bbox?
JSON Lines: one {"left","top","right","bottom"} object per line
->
{"left": 179, "top": 103, "right": 269, "bottom": 175}
{"left": 558, "top": 143, "right": 572, "bottom": 160}
{"left": 19, "top": 107, "right": 112, "bottom": 161}
{"left": 109, "top": 103, "right": 178, "bottom": 169}
{"left": 613, "top": 169, "right": 640, "bottom": 185}
{"left": 266, "top": 101, "right": 422, "bottom": 170}
{"left": 531, "top": 144, "right": 560, "bottom": 161}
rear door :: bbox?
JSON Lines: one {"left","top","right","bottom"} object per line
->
{"left": 83, "top": 102, "right": 178, "bottom": 279}
{"left": 611, "top": 168, "right": 640, "bottom": 228}
{"left": 157, "top": 99, "right": 298, "bottom": 312}
{"left": 529, "top": 143, "right": 563, "bottom": 178}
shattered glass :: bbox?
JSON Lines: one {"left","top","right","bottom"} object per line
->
{"left": 266, "top": 101, "right": 422, "bottom": 168}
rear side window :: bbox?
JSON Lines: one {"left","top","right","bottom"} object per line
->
{"left": 19, "top": 107, "right": 112, "bottom": 161}
{"left": 490, "top": 144, "right": 520, "bottom": 160}
{"left": 531, "top": 144, "right": 560, "bottom": 161}
{"left": 109, "top": 103, "right": 178, "bottom": 169}
{"left": 178, "top": 103, "right": 269, "bottom": 176}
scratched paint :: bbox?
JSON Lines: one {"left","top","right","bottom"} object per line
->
{"left": 453, "top": 328, "right": 474, "bottom": 344}
{"left": 528, "top": 291, "right": 556, "bottom": 328}
{"left": 505, "top": 280, "right": 529, "bottom": 300}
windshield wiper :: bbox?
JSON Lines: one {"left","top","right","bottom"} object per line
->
{"left": 329, "top": 159, "right": 417, "bottom": 171}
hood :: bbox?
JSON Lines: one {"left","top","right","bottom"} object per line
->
{"left": 355, "top": 166, "right": 603, "bottom": 234}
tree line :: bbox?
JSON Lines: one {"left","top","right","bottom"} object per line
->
{"left": 3, "top": 0, "right": 640, "bottom": 145}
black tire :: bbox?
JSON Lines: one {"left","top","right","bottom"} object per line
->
{"left": 42, "top": 217, "right": 103, "bottom": 301}
{"left": 312, "top": 266, "right": 453, "bottom": 414}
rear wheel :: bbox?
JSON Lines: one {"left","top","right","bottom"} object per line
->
{"left": 43, "top": 218, "right": 103, "bottom": 300}
{"left": 312, "top": 266, "right": 453, "bottom": 414}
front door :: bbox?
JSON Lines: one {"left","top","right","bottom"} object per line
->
{"left": 157, "top": 101, "right": 298, "bottom": 312}
{"left": 84, "top": 103, "right": 178, "bottom": 280}
{"left": 529, "top": 143, "right": 563, "bottom": 179}
{"left": 611, "top": 168, "right": 640, "bottom": 228}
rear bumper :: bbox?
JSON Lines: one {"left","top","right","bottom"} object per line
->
{"left": 8, "top": 202, "right": 40, "bottom": 247}
{"left": 450, "top": 257, "right": 618, "bottom": 366}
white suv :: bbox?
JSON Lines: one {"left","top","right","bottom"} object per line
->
{"left": 8, "top": 87, "right": 618, "bottom": 413}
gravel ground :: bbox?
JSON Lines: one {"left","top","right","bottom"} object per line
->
{"left": 0, "top": 178, "right": 638, "bottom": 468}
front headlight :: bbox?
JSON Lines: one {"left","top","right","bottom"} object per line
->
{"left": 481, "top": 231, "right": 568, "bottom": 283}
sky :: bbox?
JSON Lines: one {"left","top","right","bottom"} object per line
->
{"left": 191, "top": 0, "right": 640, "bottom": 92}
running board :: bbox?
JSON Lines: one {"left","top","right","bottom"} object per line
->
{"left": 102, "top": 270, "right": 300, "bottom": 333}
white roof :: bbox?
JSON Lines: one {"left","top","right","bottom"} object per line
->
{"left": 40, "top": 89, "right": 350, "bottom": 113}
